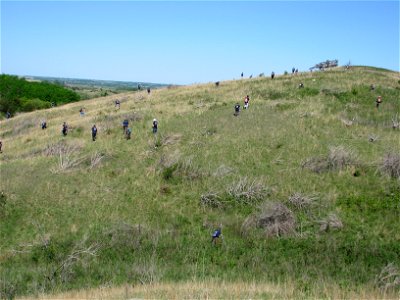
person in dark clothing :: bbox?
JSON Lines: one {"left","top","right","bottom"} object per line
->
{"left": 6, "top": 111, "right": 11, "bottom": 119}
{"left": 152, "top": 119, "right": 158, "bottom": 134}
{"left": 115, "top": 100, "right": 121, "bottom": 109}
{"left": 376, "top": 96, "right": 382, "bottom": 109}
{"left": 0, "top": 140, "right": 3, "bottom": 153}
{"left": 122, "top": 119, "right": 129, "bottom": 134}
{"left": 299, "top": 83, "right": 304, "bottom": 89}
{"left": 241, "top": 72, "right": 243, "bottom": 78}
{"left": 292, "top": 67, "right": 295, "bottom": 74}
{"left": 62, "top": 122, "right": 68, "bottom": 136}
{"left": 41, "top": 120, "right": 47, "bottom": 130}
{"left": 211, "top": 228, "right": 222, "bottom": 245}
{"left": 147, "top": 88, "right": 151, "bottom": 94}
{"left": 271, "top": 72, "right": 275, "bottom": 79}
{"left": 91, "top": 125, "right": 97, "bottom": 141}
{"left": 126, "top": 127, "right": 132, "bottom": 140}
{"left": 234, "top": 103, "right": 240, "bottom": 116}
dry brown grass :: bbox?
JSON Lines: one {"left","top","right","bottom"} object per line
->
{"left": 19, "top": 280, "right": 397, "bottom": 300}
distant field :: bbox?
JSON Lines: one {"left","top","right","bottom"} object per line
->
{"left": 1, "top": 66, "right": 399, "bottom": 299}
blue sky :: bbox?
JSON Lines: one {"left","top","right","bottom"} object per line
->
{"left": 1, "top": 1, "right": 399, "bottom": 84}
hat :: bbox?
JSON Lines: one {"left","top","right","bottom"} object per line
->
{"left": 153, "top": 118, "right": 157, "bottom": 122}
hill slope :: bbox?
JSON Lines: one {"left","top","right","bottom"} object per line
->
{"left": 0, "top": 66, "right": 399, "bottom": 298}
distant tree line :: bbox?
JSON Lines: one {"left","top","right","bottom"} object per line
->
{"left": 0, "top": 74, "right": 80, "bottom": 115}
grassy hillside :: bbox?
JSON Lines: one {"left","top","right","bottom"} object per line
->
{"left": 0, "top": 66, "right": 399, "bottom": 299}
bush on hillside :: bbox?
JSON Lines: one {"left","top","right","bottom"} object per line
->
{"left": 227, "top": 177, "right": 270, "bottom": 205}
{"left": 302, "top": 146, "right": 358, "bottom": 173}
{"left": 242, "top": 202, "right": 296, "bottom": 238}
{"left": 375, "top": 263, "right": 400, "bottom": 293}
{"left": 379, "top": 152, "right": 400, "bottom": 179}
{"left": 288, "top": 192, "right": 317, "bottom": 211}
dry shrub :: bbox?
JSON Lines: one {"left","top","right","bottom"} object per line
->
{"left": 200, "top": 192, "right": 223, "bottom": 208}
{"left": 327, "top": 146, "right": 356, "bottom": 170}
{"left": 89, "top": 151, "right": 105, "bottom": 169}
{"left": 318, "top": 213, "right": 343, "bottom": 232}
{"left": 288, "top": 192, "right": 317, "bottom": 211}
{"left": 130, "top": 256, "right": 161, "bottom": 284}
{"left": 212, "top": 164, "right": 234, "bottom": 177}
{"left": 43, "top": 141, "right": 83, "bottom": 157}
{"left": 122, "top": 112, "right": 142, "bottom": 122}
{"left": 375, "top": 263, "right": 400, "bottom": 293}
{"left": 242, "top": 202, "right": 295, "bottom": 237}
{"left": 227, "top": 177, "right": 270, "bottom": 205}
{"left": 302, "top": 146, "right": 357, "bottom": 173}
{"left": 50, "top": 145, "right": 86, "bottom": 173}
{"left": 380, "top": 152, "right": 400, "bottom": 179}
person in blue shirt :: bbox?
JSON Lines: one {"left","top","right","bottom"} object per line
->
{"left": 211, "top": 228, "right": 222, "bottom": 245}
{"left": 122, "top": 119, "right": 129, "bottom": 134}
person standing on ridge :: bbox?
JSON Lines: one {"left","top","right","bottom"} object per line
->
{"left": 271, "top": 72, "right": 275, "bottom": 79}
{"left": 41, "top": 120, "right": 47, "bottom": 130}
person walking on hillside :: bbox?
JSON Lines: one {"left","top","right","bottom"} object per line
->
{"left": 241, "top": 72, "right": 244, "bottom": 78}
{"left": 115, "top": 99, "right": 121, "bottom": 109}
{"left": 147, "top": 87, "right": 151, "bottom": 94}
{"left": 41, "top": 120, "right": 47, "bottom": 130}
{"left": 152, "top": 118, "right": 158, "bottom": 134}
{"left": 244, "top": 95, "right": 250, "bottom": 109}
{"left": 0, "top": 140, "right": 3, "bottom": 153}
{"left": 79, "top": 107, "right": 85, "bottom": 117}
{"left": 91, "top": 124, "right": 98, "bottom": 141}
{"left": 299, "top": 83, "right": 304, "bottom": 89}
{"left": 271, "top": 72, "right": 275, "bottom": 79}
{"left": 234, "top": 103, "right": 241, "bottom": 116}
{"left": 6, "top": 111, "right": 11, "bottom": 119}
{"left": 62, "top": 122, "right": 68, "bottom": 136}
{"left": 211, "top": 227, "right": 222, "bottom": 245}
{"left": 292, "top": 67, "right": 295, "bottom": 74}
{"left": 126, "top": 127, "right": 132, "bottom": 140}
{"left": 376, "top": 96, "right": 382, "bottom": 109}
{"left": 122, "top": 119, "right": 129, "bottom": 134}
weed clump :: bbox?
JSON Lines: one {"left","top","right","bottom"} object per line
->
{"left": 318, "top": 213, "right": 343, "bottom": 232}
{"left": 302, "top": 146, "right": 357, "bottom": 173}
{"left": 242, "top": 202, "right": 295, "bottom": 237}
{"left": 288, "top": 192, "right": 317, "bottom": 211}
{"left": 379, "top": 152, "right": 400, "bottom": 179}
{"left": 375, "top": 263, "right": 400, "bottom": 293}
{"left": 227, "top": 177, "right": 270, "bottom": 205}
{"left": 200, "top": 192, "right": 223, "bottom": 208}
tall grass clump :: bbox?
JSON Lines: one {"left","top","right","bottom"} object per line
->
{"left": 379, "top": 152, "right": 400, "bottom": 179}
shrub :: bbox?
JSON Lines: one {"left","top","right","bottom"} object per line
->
{"left": 227, "top": 177, "right": 270, "bottom": 205}
{"left": 317, "top": 213, "right": 343, "bottom": 232}
{"left": 375, "top": 263, "right": 400, "bottom": 293}
{"left": 200, "top": 192, "right": 223, "bottom": 208}
{"left": 242, "top": 202, "right": 295, "bottom": 237}
{"left": 379, "top": 152, "right": 400, "bottom": 179}
{"left": 302, "top": 146, "right": 357, "bottom": 173}
{"left": 288, "top": 192, "right": 317, "bottom": 211}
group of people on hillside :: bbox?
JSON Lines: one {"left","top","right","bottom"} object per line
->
{"left": 234, "top": 95, "right": 251, "bottom": 116}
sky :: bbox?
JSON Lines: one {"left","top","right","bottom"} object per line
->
{"left": 1, "top": 1, "right": 399, "bottom": 85}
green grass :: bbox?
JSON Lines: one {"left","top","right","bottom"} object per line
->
{"left": 0, "top": 66, "right": 399, "bottom": 298}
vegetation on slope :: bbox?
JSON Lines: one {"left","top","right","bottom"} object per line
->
{"left": 0, "top": 67, "right": 399, "bottom": 298}
{"left": 0, "top": 75, "right": 80, "bottom": 115}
